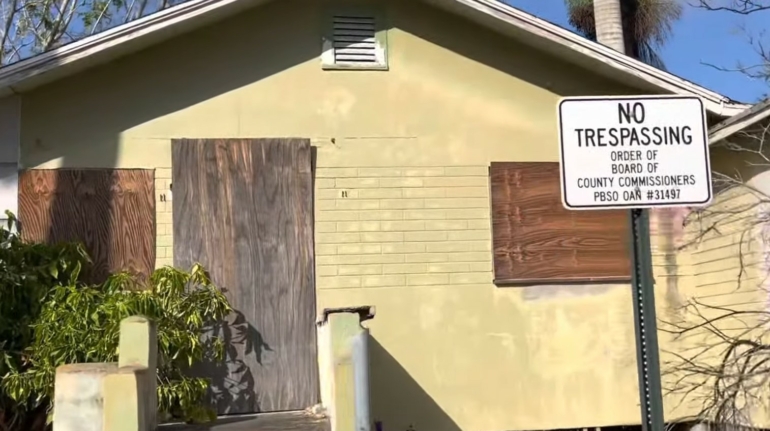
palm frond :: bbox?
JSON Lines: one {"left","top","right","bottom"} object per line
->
{"left": 635, "top": 40, "right": 668, "bottom": 70}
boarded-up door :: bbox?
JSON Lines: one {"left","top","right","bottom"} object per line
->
{"left": 172, "top": 138, "right": 319, "bottom": 415}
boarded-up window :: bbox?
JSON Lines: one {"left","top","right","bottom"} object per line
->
{"left": 490, "top": 162, "right": 630, "bottom": 284}
{"left": 19, "top": 169, "right": 156, "bottom": 283}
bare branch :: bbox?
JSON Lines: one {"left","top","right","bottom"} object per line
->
{"left": 694, "top": 0, "right": 770, "bottom": 15}
{"left": 0, "top": 0, "right": 195, "bottom": 67}
{"left": 662, "top": 120, "right": 770, "bottom": 428}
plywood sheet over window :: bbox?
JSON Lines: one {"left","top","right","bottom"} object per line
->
{"left": 490, "top": 162, "right": 630, "bottom": 284}
{"left": 19, "top": 169, "right": 156, "bottom": 283}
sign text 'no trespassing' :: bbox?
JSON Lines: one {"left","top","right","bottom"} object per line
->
{"left": 557, "top": 96, "right": 712, "bottom": 210}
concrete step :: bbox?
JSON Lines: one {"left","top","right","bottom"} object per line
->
{"left": 158, "top": 411, "right": 330, "bottom": 431}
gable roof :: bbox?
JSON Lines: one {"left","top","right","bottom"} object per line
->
{"left": 0, "top": 0, "right": 750, "bottom": 117}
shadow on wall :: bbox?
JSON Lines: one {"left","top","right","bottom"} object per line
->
{"left": 18, "top": 167, "right": 157, "bottom": 285}
{"left": 369, "top": 337, "right": 461, "bottom": 431}
{"left": 17, "top": 166, "right": 123, "bottom": 286}
{"left": 14, "top": 33, "right": 122, "bottom": 281}
{"left": 18, "top": 0, "right": 640, "bottom": 268}
{"left": 45, "top": 170, "right": 118, "bottom": 284}
{"left": 22, "top": 0, "right": 321, "bottom": 169}
{"left": 21, "top": 0, "right": 636, "bottom": 170}
{"left": 193, "top": 308, "right": 270, "bottom": 415}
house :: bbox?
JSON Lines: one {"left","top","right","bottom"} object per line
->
{"left": 0, "top": 0, "right": 761, "bottom": 430}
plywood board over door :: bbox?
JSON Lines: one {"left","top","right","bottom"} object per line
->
{"left": 172, "top": 138, "right": 319, "bottom": 415}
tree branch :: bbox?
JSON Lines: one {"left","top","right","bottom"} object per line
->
{"left": 694, "top": 0, "right": 770, "bottom": 15}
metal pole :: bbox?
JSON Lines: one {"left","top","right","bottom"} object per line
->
{"left": 630, "top": 208, "right": 665, "bottom": 431}
{"left": 351, "top": 328, "right": 371, "bottom": 431}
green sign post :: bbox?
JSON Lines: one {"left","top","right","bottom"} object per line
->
{"left": 629, "top": 208, "right": 664, "bottom": 431}
{"left": 556, "top": 95, "right": 712, "bottom": 431}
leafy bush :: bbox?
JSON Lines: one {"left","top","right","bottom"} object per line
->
{"left": 0, "top": 213, "right": 232, "bottom": 429}
{"left": 0, "top": 214, "right": 92, "bottom": 430}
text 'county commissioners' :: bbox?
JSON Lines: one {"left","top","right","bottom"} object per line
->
{"left": 557, "top": 96, "right": 712, "bottom": 210}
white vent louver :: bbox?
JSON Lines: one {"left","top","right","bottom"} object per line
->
{"left": 331, "top": 15, "right": 379, "bottom": 65}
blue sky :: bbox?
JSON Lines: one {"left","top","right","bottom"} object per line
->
{"left": 510, "top": 1, "right": 768, "bottom": 104}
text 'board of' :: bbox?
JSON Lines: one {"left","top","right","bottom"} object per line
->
{"left": 557, "top": 95, "right": 712, "bottom": 210}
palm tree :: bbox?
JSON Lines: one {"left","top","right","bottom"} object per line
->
{"left": 591, "top": 0, "right": 625, "bottom": 53}
{"left": 565, "top": 0, "right": 683, "bottom": 69}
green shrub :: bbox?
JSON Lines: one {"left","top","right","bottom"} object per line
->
{"left": 0, "top": 213, "right": 92, "bottom": 430}
{"left": 0, "top": 213, "right": 232, "bottom": 428}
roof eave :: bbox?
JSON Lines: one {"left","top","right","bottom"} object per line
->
{"left": 0, "top": 0, "right": 267, "bottom": 97}
{"left": 0, "top": 0, "right": 750, "bottom": 120}
{"left": 709, "top": 101, "right": 770, "bottom": 144}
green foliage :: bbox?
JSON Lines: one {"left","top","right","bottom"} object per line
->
{"left": 0, "top": 212, "right": 91, "bottom": 429}
{"left": 2, "top": 0, "right": 193, "bottom": 66}
{"left": 0, "top": 212, "right": 232, "bottom": 427}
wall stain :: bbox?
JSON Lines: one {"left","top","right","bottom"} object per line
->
{"left": 652, "top": 207, "right": 689, "bottom": 322}
{"left": 520, "top": 283, "right": 614, "bottom": 301}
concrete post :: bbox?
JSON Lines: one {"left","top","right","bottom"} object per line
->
{"left": 117, "top": 316, "right": 158, "bottom": 430}
{"left": 317, "top": 306, "right": 375, "bottom": 431}
{"left": 330, "top": 313, "right": 359, "bottom": 431}
{"left": 103, "top": 366, "right": 149, "bottom": 431}
{"left": 53, "top": 363, "right": 119, "bottom": 431}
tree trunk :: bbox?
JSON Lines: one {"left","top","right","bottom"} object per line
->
{"left": 593, "top": 0, "right": 625, "bottom": 54}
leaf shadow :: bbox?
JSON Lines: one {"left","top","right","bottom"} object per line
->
{"left": 195, "top": 306, "right": 272, "bottom": 415}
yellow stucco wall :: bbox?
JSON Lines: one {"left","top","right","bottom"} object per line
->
{"left": 18, "top": 0, "right": 766, "bottom": 430}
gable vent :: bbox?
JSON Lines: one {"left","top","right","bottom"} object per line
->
{"left": 332, "top": 15, "right": 378, "bottom": 65}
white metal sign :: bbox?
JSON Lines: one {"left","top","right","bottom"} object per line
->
{"left": 557, "top": 95, "right": 712, "bottom": 210}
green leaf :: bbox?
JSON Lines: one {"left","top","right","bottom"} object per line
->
{"left": 0, "top": 230, "right": 230, "bottom": 427}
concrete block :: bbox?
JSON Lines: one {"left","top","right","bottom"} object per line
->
{"left": 380, "top": 221, "right": 425, "bottom": 231}
{"left": 447, "top": 229, "right": 491, "bottom": 240}
{"left": 403, "top": 231, "right": 446, "bottom": 242}
{"left": 335, "top": 178, "right": 379, "bottom": 189}
{"left": 338, "top": 265, "right": 383, "bottom": 276}
{"left": 361, "top": 275, "right": 405, "bottom": 288}
{"left": 337, "top": 245, "right": 382, "bottom": 255}
{"left": 357, "top": 210, "right": 403, "bottom": 221}
{"left": 381, "top": 243, "right": 425, "bottom": 254}
{"left": 407, "top": 273, "right": 449, "bottom": 286}
{"left": 335, "top": 200, "right": 380, "bottom": 210}
{"left": 424, "top": 197, "right": 488, "bottom": 209}
{"left": 359, "top": 254, "right": 405, "bottom": 264}
{"left": 118, "top": 316, "right": 157, "bottom": 430}
{"left": 104, "top": 366, "right": 148, "bottom": 431}
{"left": 424, "top": 176, "right": 488, "bottom": 187}
{"left": 402, "top": 188, "right": 446, "bottom": 198}
{"left": 317, "top": 255, "right": 362, "bottom": 265}
{"left": 379, "top": 199, "right": 424, "bottom": 210}
{"left": 315, "top": 179, "right": 336, "bottom": 189}
{"left": 316, "top": 168, "right": 359, "bottom": 178}
{"left": 444, "top": 166, "right": 488, "bottom": 176}
{"left": 360, "top": 232, "right": 403, "bottom": 243}
{"left": 53, "top": 362, "right": 119, "bottom": 431}
{"left": 317, "top": 276, "right": 362, "bottom": 289}
{"left": 379, "top": 178, "right": 423, "bottom": 188}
